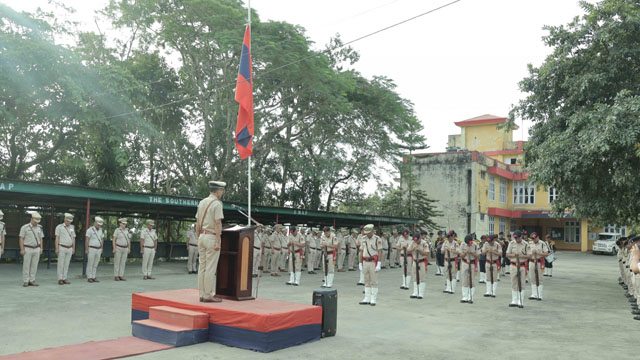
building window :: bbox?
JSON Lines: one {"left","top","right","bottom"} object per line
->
{"left": 510, "top": 222, "right": 516, "bottom": 232}
{"left": 500, "top": 178, "right": 507, "bottom": 204}
{"left": 565, "top": 221, "right": 581, "bottom": 243}
{"left": 604, "top": 224, "right": 627, "bottom": 236}
{"left": 480, "top": 214, "right": 485, "bottom": 221}
{"left": 548, "top": 187, "right": 559, "bottom": 203}
{"left": 489, "top": 216, "right": 495, "bottom": 235}
{"left": 507, "top": 158, "right": 518, "bottom": 165}
{"left": 513, "top": 181, "right": 535, "bottom": 204}
{"left": 481, "top": 171, "right": 486, "bottom": 180}
{"left": 499, "top": 217, "right": 506, "bottom": 233}
{"left": 489, "top": 176, "right": 495, "bottom": 201}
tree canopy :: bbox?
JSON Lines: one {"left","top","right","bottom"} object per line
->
{"left": 510, "top": 0, "right": 640, "bottom": 226}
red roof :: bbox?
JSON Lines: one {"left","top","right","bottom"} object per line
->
{"left": 454, "top": 114, "right": 519, "bottom": 129}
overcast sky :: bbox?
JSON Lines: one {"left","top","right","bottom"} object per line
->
{"left": 3, "top": 0, "right": 591, "bottom": 153}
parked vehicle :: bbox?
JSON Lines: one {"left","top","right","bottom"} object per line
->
{"left": 592, "top": 232, "right": 620, "bottom": 255}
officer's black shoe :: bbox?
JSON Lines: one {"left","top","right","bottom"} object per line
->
{"left": 410, "top": 295, "right": 417, "bottom": 299}
{"left": 631, "top": 309, "right": 640, "bottom": 315}
{"left": 359, "top": 301, "right": 370, "bottom": 305}
{"left": 460, "top": 300, "right": 468, "bottom": 303}
{"left": 634, "top": 315, "right": 640, "bottom": 321}
{"left": 518, "top": 305, "right": 524, "bottom": 309}
{"left": 483, "top": 294, "right": 491, "bottom": 297}
{"left": 443, "top": 290, "right": 448, "bottom": 293}
{"left": 508, "top": 304, "right": 518, "bottom": 307}
{"left": 468, "top": 301, "right": 473, "bottom": 304}
{"left": 528, "top": 296, "right": 536, "bottom": 300}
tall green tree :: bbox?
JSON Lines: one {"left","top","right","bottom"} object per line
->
{"left": 510, "top": 0, "right": 640, "bottom": 225}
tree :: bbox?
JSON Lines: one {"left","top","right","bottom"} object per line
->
{"left": 509, "top": 0, "right": 640, "bottom": 225}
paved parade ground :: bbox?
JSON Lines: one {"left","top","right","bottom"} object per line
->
{"left": 0, "top": 251, "right": 636, "bottom": 359}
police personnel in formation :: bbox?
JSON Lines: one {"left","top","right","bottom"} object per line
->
{"left": 54, "top": 213, "right": 75, "bottom": 285}
{"left": 356, "top": 226, "right": 365, "bottom": 285}
{"left": 314, "top": 227, "right": 323, "bottom": 271}
{"left": 347, "top": 228, "right": 358, "bottom": 271}
{"left": 269, "top": 224, "right": 282, "bottom": 276}
{"left": 398, "top": 229, "right": 412, "bottom": 290}
{"left": 195, "top": 180, "right": 225, "bottom": 303}
{"left": 86, "top": 216, "right": 104, "bottom": 283}
{"left": 141, "top": 220, "right": 158, "bottom": 280}
{"left": 286, "top": 226, "right": 305, "bottom": 286}
{"left": 407, "top": 232, "right": 429, "bottom": 299}
{"left": 19, "top": 212, "right": 44, "bottom": 287}
{"left": 262, "top": 225, "right": 272, "bottom": 274}
{"left": 320, "top": 226, "right": 338, "bottom": 288}
{"left": 441, "top": 230, "right": 459, "bottom": 294}
{"left": 507, "top": 230, "right": 530, "bottom": 308}
{"left": 0, "top": 210, "right": 5, "bottom": 258}
{"left": 527, "top": 232, "right": 548, "bottom": 300}
{"left": 358, "top": 224, "right": 382, "bottom": 306}
{"left": 337, "top": 228, "right": 347, "bottom": 272}
{"left": 307, "top": 227, "right": 319, "bottom": 274}
{"left": 186, "top": 224, "right": 198, "bottom": 274}
{"left": 459, "top": 234, "right": 480, "bottom": 304}
{"left": 112, "top": 218, "right": 131, "bottom": 281}
{"left": 482, "top": 234, "right": 501, "bottom": 297}
{"left": 381, "top": 230, "right": 390, "bottom": 269}
{"left": 389, "top": 229, "right": 399, "bottom": 268}
{"left": 435, "top": 231, "right": 444, "bottom": 276}
{"left": 252, "top": 224, "right": 263, "bottom": 278}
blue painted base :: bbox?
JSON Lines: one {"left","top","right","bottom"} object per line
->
{"left": 209, "top": 323, "right": 321, "bottom": 353}
{"left": 132, "top": 309, "right": 148, "bottom": 322}
{"left": 132, "top": 322, "right": 209, "bottom": 347}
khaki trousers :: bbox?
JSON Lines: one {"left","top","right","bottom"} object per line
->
{"left": 485, "top": 260, "right": 499, "bottom": 283}
{"left": 401, "top": 255, "right": 413, "bottom": 276}
{"left": 253, "top": 248, "right": 261, "bottom": 274}
{"left": 288, "top": 252, "right": 303, "bottom": 272}
{"left": 348, "top": 248, "right": 357, "bottom": 269}
{"left": 444, "top": 258, "right": 456, "bottom": 281}
{"left": 113, "top": 247, "right": 128, "bottom": 277}
{"left": 198, "top": 234, "right": 221, "bottom": 299}
{"left": 528, "top": 260, "right": 544, "bottom": 286}
{"left": 337, "top": 249, "right": 346, "bottom": 270}
{"left": 187, "top": 244, "right": 198, "bottom": 272}
{"left": 142, "top": 248, "right": 155, "bottom": 276}
{"left": 87, "top": 248, "right": 102, "bottom": 278}
{"left": 306, "top": 249, "right": 316, "bottom": 270}
{"left": 280, "top": 250, "right": 287, "bottom": 270}
{"left": 461, "top": 262, "right": 475, "bottom": 288}
{"left": 22, "top": 247, "right": 40, "bottom": 283}
{"left": 510, "top": 263, "right": 527, "bottom": 291}
{"left": 57, "top": 246, "right": 73, "bottom": 281}
{"left": 382, "top": 249, "right": 388, "bottom": 267}
{"left": 363, "top": 261, "right": 378, "bottom": 287}
{"left": 323, "top": 252, "right": 336, "bottom": 274}
{"left": 270, "top": 250, "right": 281, "bottom": 273}
{"left": 262, "top": 248, "right": 271, "bottom": 271}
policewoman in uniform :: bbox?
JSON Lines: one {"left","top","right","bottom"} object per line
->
{"left": 19, "top": 212, "right": 44, "bottom": 287}
{"left": 112, "top": 218, "right": 130, "bottom": 281}
{"left": 55, "top": 213, "right": 75, "bottom": 285}
{"left": 141, "top": 220, "right": 158, "bottom": 280}
{"left": 186, "top": 224, "right": 198, "bottom": 274}
{"left": 86, "top": 217, "right": 104, "bottom": 283}
{"left": 359, "top": 224, "right": 383, "bottom": 306}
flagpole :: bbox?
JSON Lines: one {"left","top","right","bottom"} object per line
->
{"left": 247, "top": 0, "right": 251, "bottom": 227}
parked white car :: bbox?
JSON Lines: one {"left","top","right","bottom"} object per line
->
{"left": 592, "top": 232, "right": 620, "bottom": 255}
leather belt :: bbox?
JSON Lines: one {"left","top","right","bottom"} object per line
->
{"left": 89, "top": 245, "right": 102, "bottom": 249}
{"left": 363, "top": 257, "right": 375, "bottom": 262}
{"left": 273, "top": 248, "right": 281, "bottom": 250}
{"left": 202, "top": 230, "right": 216, "bottom": 236}
{"left": 463, "top": 260, "right": 476, "bottom": 264}
{"left": 310, "top": 247, "right": 318, "bottom": 250}
{"left": 254, "top": 246, "right": 261, "bottom": 249}
{"left": 144, "top": 246, "right": 155, "bottom": 249}
{"left": 116, "top": 244, "right": 129, "bottom": 248}
{"left": 511, "top": 262, "right": 527, "bottom": 266}
{"left": 59, "top": 244, "right": 73, "bottom": 249}
{"left": 189, "top": 243, "right": 198, "bottom": 246}
{"left": 24, "top": 245, "right": 40, "bottom": 249}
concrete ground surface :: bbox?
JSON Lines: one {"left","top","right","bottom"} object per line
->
{"left": 0, "top": 251, "right": 636, "bottom": 360}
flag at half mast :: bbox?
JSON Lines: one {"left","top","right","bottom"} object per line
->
{"left": 234, "top": 25, "right": 253, "bottom": 160}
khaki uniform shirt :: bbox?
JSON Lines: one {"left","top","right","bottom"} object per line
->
{"left": 55, "top": 223, "right": 75, "bottom": 247}
{"left": 320, "top": 233, "right": 338, "bottom": 252}
{"left": 87, "top": 226, "right": 103, "bottom": 248}
{"left": 527, "top": 241, "right": 547, "bottom": 261}
{"left": 141, "top": 228, "right": 157, "bottom": 247}
{"left": 288, "top": 233, "right": 305, "bottom": 250}
{"left": 459, "top": 242, "right": 480, "bottom": 262}
{"left": 186, "top": 229, "right": 197, "bottom": 245}
{"left": 280, "top": 232, "right": 288, "bottom": 249}
{"left": 482, "top": 241, "right": 502, "bottom": 262}
{"left": 381, "top": 236, "right": 389, "bottom": 250}
{"left": 20, "top": 223, "right": 44, "bottom": 247}
{"left": 441, "top": 240, "right": 458, "bottom": 258}
{"left": 338, "top": 234, "right": 347, "bottom": 250}
{"left": 361, "top": 235, "right": 382, "bottom": 259}
{"left": 196, "top": 194, "right": 224, "bottom": 234}
{"left": 269, "top": 233, "right": 280, "bottom": 249}
{"left": 506, "top": 240, "right": 528, "bottom": 262}
{"left": 254, "top": 231, "right": 262, "bottom": 248}
{"left": 308, "top": 234, "right": 318, "bottom": 250}
{"left": 113, "top": 228, "right": 130, "bottom": 247}
{"left": 410, "top": 240, "right": 430, "bottom": 260}
{"left": 0, "top": 221, "right": 6, "bottom": 243}
{"left": 348, "top": 235, "right": 357, "bottom": 249}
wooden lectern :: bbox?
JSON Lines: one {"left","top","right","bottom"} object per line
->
{"left": 216, "top": 225, "right": 256, "bottom": 300}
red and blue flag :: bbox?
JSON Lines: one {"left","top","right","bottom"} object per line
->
{"left": 235, "top": 26, "right": 253, "bottom": 160}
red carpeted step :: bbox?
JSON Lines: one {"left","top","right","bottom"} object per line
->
{"left": 149, "top": 306, "right": 209, "bottom": 329}
{"left": 132, "top": 320, "right": 208, "bottom": 347}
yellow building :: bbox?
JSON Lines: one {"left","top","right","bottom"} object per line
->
{"left": 412, "top": 114, "right": 620, "bottom": 252}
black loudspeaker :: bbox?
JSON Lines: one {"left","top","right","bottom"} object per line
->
{"left": 312, "top": 288, "right": 337, "bottom": 337}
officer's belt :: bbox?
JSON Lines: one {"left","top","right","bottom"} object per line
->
{"left": 59, "top": 244, "right": 72, "bottom": 249}
{"left": 24, "top": 244, "right": 40, "bottom": 249}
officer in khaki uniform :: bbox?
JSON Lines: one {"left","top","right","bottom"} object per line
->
{"left": 279, "top": 226, "right": 288, "bottom": 272}
{"left": 407, "top": 232, "right": 430, "bottom": 299}
{"left": 398, "top": 229, "right": 413, "bottom": 290}
{"left": 252, "top": 225, "right": 263, "bottom": 277}
{"left": 380, "top": 230, "right": 390, "bottom": 269}
{"left": 390, "top": 229, "right": 399, "bottom": 268}
{"left": 507, "top": 230, "right": 530, "bottom": 308}
{"left": 459, "top": 234, "right": 480, "bottom": 304}
{"left": 112, "top": 218, "right": 131, "bottom": 281}
{"left": 307, "top": 227, "right": 319, "bottom": 273}
{"left": 196, "top": 180, "right": 225, "bottom": 303}
{"left": 55, "top": 213, "right": 76, "bottom": 285}
{"left": 320, "top": 226, "right": 338, "bottom": 288}
{"left": 482, "top": 234, "right": 501, "bottom": 297}
{"left": 358, "top": 224, "right": 383, "bottom": 306}
{"left": 141, "top": 220, "right": 158, "bottom": 280}
{"left": 355, "top": 226, "right": 365, "bottom": 285}
{"left": 441, "top": 231, "right": 459, "bottom": 294}
{"left": 186, "top": 224, "right": 198, "bottom": 274}
{"left": 0, "top": 210, "right": 6, "bottom": 258}
{"left": 347, "top": 229, "right": 358, "bottom": 271}
{"left": 337, "top": 228, "right": 347, "bottom": 272}
{"left": 286, "top": 226, "right": 305, "bottom": 286}
{"left": 527, "top": 232, "right": 548, "bottom": 300}
{"left": 270, "top": 224, "right": 282, "bottom": 277}
{"left": 86, "top": 217, "right": 104, "bottom": 282}
{"left": 262, "top": 226, "right": 272, "bottom": 273}
{"left": 19, "top": 212, "right": 44, "bottom": 287}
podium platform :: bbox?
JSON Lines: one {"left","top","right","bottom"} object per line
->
{"left": 131, "top": 289, "right": 322, "bottom": 352}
